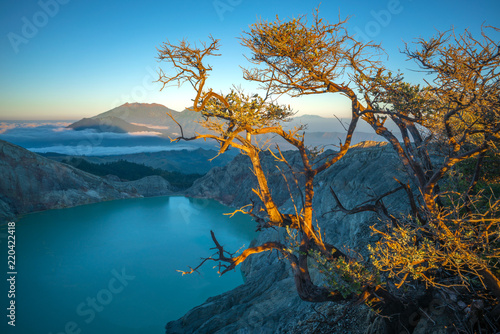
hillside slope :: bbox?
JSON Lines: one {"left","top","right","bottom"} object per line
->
{"left": 0, "top": 140, "right": 174, "bottom": 222}
{"left": 92, "top": 102, "right": 204, "bottom": 136}
{"left": 68, "top": 116, "right": 155, "bottom": 133}
{"left": 94, "top": 102, "right": 180, "bottom": 125}
{"left": 42, "top": 147, "right": 237, "bottom": 175}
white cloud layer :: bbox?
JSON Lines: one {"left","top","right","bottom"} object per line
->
{"left": 0, "top": 121, "right": 207, "bottom": 155}
{"left": 0, "top": 121, "right": 72, "bottom": 134}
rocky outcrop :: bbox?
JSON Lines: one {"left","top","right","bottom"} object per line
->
{"left": 169, "top": 142, "right": 414, "bottom": 333}
{"left": 0, "top": 140, "right": 175, "bottom": 222}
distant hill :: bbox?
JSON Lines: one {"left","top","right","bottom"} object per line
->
{"left": 68, "top": 116, "right": 155, "bottom": 133}
{"left": 68, "top": 102, "right": 204, "bottom": 137}
{"left": 300, "top": 131, "right": 382, "bottom": 147}
{"left": 42, "top": 147, "right": 237, "bottom": 175}
{"left": 94, "top": 102, "right": 181, "bottom": 126}
{"left": 285, "top": 114, "right": 397, "bottom": 133}
{"left": 0, "top": 139, "right": 175, "bottom": 222}
{"left": 67, "top": 102, "right": 397, "bottom": 146}
{"left": 94, "top": 102, "right": 203, "bottom": 135}
{"left": 257, "top": 131, "right": 384, "bottom": 151}
{"left": 60, "top": 158, "right": 203, "bottom": 189}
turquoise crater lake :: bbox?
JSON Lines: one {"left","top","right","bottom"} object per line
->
{"left": 0, "top": 196, "right": 257, "bottom": 334}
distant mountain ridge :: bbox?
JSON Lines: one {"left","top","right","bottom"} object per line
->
{"left": 68, "top": 103, "right": 203, "bottom": 137}
{"left": 68, "top": 102, "right": 394, "bottom": 146}
{"left": 93, "top": 102, "right": 182, "bottom": 126}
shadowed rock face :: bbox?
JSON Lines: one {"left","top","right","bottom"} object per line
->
{"left": 0, "top": 139, "right": 175, "bottom": 222}
{"left": 67, "top": 116, "right": 154, "bottom": 133}
{"left": 169, "top": 143, "right": 413, "bottom": 333}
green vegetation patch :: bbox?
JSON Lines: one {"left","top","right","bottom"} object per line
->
{"left": 62, "top": 157, "right": 204, "bottom": 190}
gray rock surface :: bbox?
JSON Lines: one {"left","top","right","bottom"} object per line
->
{"left": 0, "top": 139, "right": 175, "bottom": 222}
{"left": 169, "top": 142, "right": 414, "bottom": 333}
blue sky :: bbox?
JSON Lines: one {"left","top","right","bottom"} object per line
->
{"left": 1, "top": 0, "right": 499, "bottom": 120}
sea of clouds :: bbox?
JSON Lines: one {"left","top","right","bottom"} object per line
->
{"left": 0, "top": 121, "right": 201, "bottom": 156}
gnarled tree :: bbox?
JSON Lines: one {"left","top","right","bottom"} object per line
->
{"left": 245, "top": 14, "right": 500, "bottom": 328}
{"left": 353, "top": 27, "right": 500, "bottom": 301}
{"left": 157, "top": 12, "right": 499, "bottom": 333}
{"left": 156, "top": 33, "right": 376, "bottom": 304}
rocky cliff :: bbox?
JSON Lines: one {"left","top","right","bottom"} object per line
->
{"left": 0, "top": 140, "right": 175, "bottom": 222}
{"left": 168, "top": 142, "right": 414, "bottom": 333}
